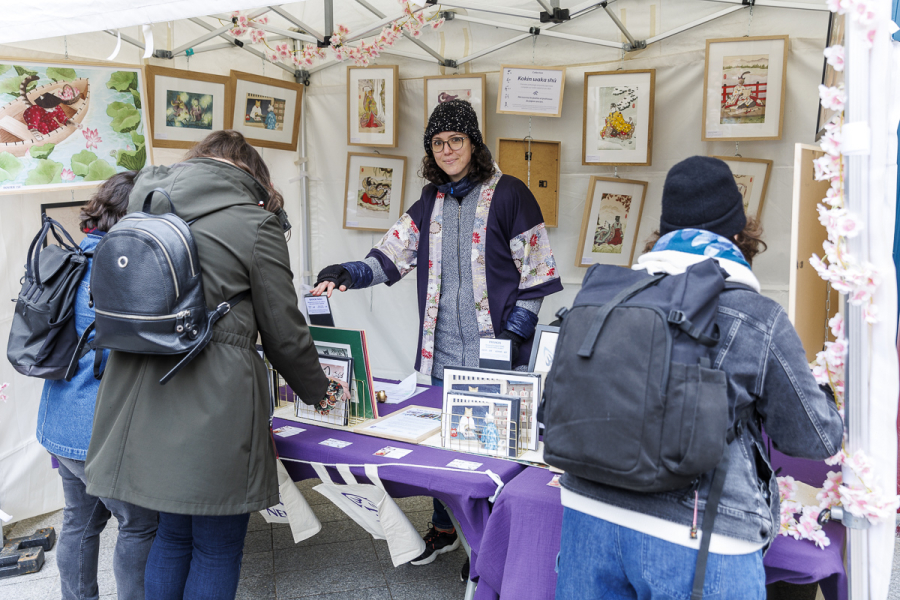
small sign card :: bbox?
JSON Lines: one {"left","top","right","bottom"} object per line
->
{"left": 497, "top": 65, "right": 566, "bottom": 118}
{"left": 304, "top": 294, "right": 335, "bottom": 327}
{"left": 446, "top": 458, "right": 483, "bottom": 471}
{"left": 272, "top": 426, "right": 305, "bottom": 438}
{"left": 319, "top": 438, "right": 352, "bottom": 448}
{"left": 479, "top": 338, "right": 512, "bottom": 371}
{"left": 374, "top": 446, "right": 413, "bottom": 459}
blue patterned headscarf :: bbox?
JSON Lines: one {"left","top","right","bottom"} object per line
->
{"left": 650, "top": 228, "right": 750, "bottom": 269}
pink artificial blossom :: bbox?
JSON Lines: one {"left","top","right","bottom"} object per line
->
{"left": 863, "top": 303, "right": 879, "bottom": 323}
{"left": 778, "top": 476, "right": 798, "bottom": 499}
{"left": 275, "top": 42, "right": 291, "bottom": 59}
{"left": 824, "top": 45, "right": 845, "bottom": 71}
{"left": 820, "top": 129, "right": 842, "bottom": 156}
{"left": 0, "top": 382, "right": 8, "bottom": 402}
{"left": 249, "top": 28, "right": 267, "bottom": 45}
{"left": 818, "top": 85, "right": 846, "bottom": 112}
{"left": 829, "top": 313, "right": 844, "bottom": 339}
{"left": 61, "top": 168, "right": 75, "bottom": 182}
{"left": 267, "top": 51, "right": 280, "bottom": 63}
{"left": 83, "top": 127, "right": 101, "bottom": 150}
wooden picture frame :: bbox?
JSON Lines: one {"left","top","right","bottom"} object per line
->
{"left": 582, "top": 69, "right": 655, "bottom": 166}
{"left": 711, "top": 155, "right": 773, "bottom": 221}
{"left": 496, "top": 138, "right": 560, "bottom": 227}
{"left": 816, "top": 14, "right": 845, "bottom": 139}
{"left": 343, "top": 152, "right": 407, "bottom": 231}
{"left": 702, "top": 35, "right": 789, "bottom": 142}
{"left": 496, "top": 65, "right": 566, "bottom": 118}
{"left": 226, "top": 70, "right": 302, "bottom": 151}
{"left": 424, "top": 73, "right": 487, "bottom": 139}
{"left": 576, "top": 176, "right": 648, "bottom": 268}
{"left": 0, "top": 57, "right": 152, "bottom": 194}
{"left": 347, "top": 65, "right": 399, "bottom": 148}
{"left": 146, "top": 65, "right": 231, "bottom": 150}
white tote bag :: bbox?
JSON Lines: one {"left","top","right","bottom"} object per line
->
{"left": 258, "top": 459, "right": 322, "bottom": 543}
{"left": 311, "top": 463, "right": 425, "bottom": 566}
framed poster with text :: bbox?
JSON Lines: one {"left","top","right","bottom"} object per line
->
{"left": 496, "top": 65, "right": 565, "bottom": 118}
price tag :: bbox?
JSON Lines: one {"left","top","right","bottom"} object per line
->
{"left": 479, "top": 338, "right": 512, "bottom": 370}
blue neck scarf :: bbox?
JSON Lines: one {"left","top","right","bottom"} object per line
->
{"left": 436, "top": 176, "right": 479, "bottom": 199}
{"left": 650, "top": 228, "right": 750, "bottom": 269}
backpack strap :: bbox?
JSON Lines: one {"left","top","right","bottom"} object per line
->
{"left": 690, "top": 445, "right": 730, "bottom": 600}
{"left": 667, "top": 311, "right": 720, "bottom": 347}
{"left": 142, "top": 188, "right": 176, "bottom": 215}
{"left": 65, "top": 321, "right": 95, "bottom": 382}
{"left": 577, "top": 274, "right": 665, "bottom": 358}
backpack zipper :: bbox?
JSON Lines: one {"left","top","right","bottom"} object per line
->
{"left": 95, "top": 308, "right": 191, "bottom": 321}
{"left": 124, "top": 217, "right": 196, "bottom": 277}
{"left": 125, "top": 229, "right": 180, "bottom": 298}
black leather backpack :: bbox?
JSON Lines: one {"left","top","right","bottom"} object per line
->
{"left": 74, "top": 188, "right": 246, "bottom": 385}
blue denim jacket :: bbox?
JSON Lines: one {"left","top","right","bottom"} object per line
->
{"left": 561, "top": 287, "right": 844, "bottom": 547}
{"left": 35, "top": 234, "right": 109, "bottom": 461}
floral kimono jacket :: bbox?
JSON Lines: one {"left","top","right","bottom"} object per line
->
{"left": 366, "top": 169, "right": 563, "bottom": 375}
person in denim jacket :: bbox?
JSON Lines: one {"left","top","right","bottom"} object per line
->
{"left": 555, "top": 156, "right": 844, "bottom": 600}
{"left": 35, "top": 172, "right": 158, "bottom": 600}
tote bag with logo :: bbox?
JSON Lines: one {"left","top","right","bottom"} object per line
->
{"left": 259, "top": 459, "right": 322, "bottom": 543}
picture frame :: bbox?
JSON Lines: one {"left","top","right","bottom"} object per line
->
{"left": 576, "top": 176, "right": 648, "bottom": 268}
{"left": 442, "top": 390, "right": 521, "bottom": 459}
{"left": 424, "top": 73, "right": 487, "bottom": 139}
{"left": 146, "top": 65, "right": 231, "bottom": 150}
{"left": 294, "top": 354, "right": 354, "bottom": 426}
{"left": 352, "top": 405, "right": 442, "bottom": 444}
{"left": 0, "top": 57, "right": 151, "bottom": 194}
{"left": 343, "top": 152, "right": 407, "bottom": 231}
{"left": 496, "top": 65, "right": 566, "bottom": 118}
{"left": 582, "top": 69, "right": 655, "bottom": 166}
{"left": 711, "top": 155, "right": 773, "bottom": 221}
{"left": 702, "top": 35, "right": 789, "bottom": 142}
{"left": 227, "top": 70, "right": 302, "bottom": 151}
{"left": 347, "top": 65, "right": 399, "bottom": 148}
{"left": 41, "top": 201, "right": 87, "bottom": 247}
{"left": 527, "top": 325, "right": 560, "bottom": 375}
{"left": 496, "top": 138, "right": 560, "bottom": 227}
{"left": 816, "top": 14, "right": 845, "bottom": 139}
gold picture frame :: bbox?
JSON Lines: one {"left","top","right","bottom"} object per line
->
{"left": 343, "top": 152, "right": 407, "bottom": 232}
{"left": 226, "top": 70, "right": 302, "bottom": 151}
{"left": 146, "top": 65, "right": 231, "bottom": 150}
{"left": 582, "top": 69, "right": 655, "bottom": 166}
{"left": 575, "top": 175, "right": 648, "bottom": 268}
{"left": 496, "top": 138, "right": 561, "bottom": 227}
{"left": 711, "top": 155, "right": 773, "bottom": 221}
{"left": 347, "top": 65, "right": 399, "bottom": 148}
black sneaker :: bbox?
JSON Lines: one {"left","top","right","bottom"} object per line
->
{"left": 460, "top": 557, "right": 470, "bottom": 582}
{"left": 410, "top": 523, "right": 460, "bottom": 565}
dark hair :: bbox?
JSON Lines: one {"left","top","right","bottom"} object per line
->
{"left": 79, "top": 171, "right": 136, "bottom": 233}
{"left": 641, "top": 216, "right": 768, "bottom": 267}
{"left": 183, "top": 130, "right": 284, "bottom": 213}
{"left": 418, "top": 141, "right": 495, "bottom": 187}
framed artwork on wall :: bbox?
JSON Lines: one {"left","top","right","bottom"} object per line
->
{"left": 347, "top": 65, "right": 399, "bottom": 148}
{"left": 146, "top": 66, "right": 230, "bottom": 150}
{"left": 702, "top": 35, "right": 789, "bottom": 142}
{"left": 0, "top": 58, "right": 151, "bottom": 193}
{"left": 496, "top": 138, "right": 560, "bottom": 227}
{"left": 423, "top": 73, "right": 487, "bottom": 139}
{"left": 576, "top": 176, "right": 648, "bottom": 268}
{"left": 582, "top": 69, "right": 655, "bottom": 166}
{"left": 343, "top": 152, "right": 407, "bottom": 231}
{"left": 227, "top": 70, "right": 302, "bottom": 151}
{"left": 711, "top": 155, "right": 773, "bottom": 221}
{"left": 496, "top": 65, "right": 566, "bottom": 118}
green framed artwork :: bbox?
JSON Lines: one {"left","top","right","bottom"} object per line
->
{"left": 308, "top": 325, "right": 377, "bottom": 422}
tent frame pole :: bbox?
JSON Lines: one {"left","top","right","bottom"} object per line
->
{"left": 187, "top": 17, "right": 297, "bottom": 76}
{"left": 354, "top": 0, "right": 449, "bottom": 65}
{"left": 250, "top": 23, "right": 318, "bottom": 45}
{"left": 699, "top": 0, "right": 831, "bottom": 10}
{"left": 644, "top": 6, "right": 746, "bottom": 45}
{"left": 268, "top": 5, "right": 326, "bottom": 42}
{"left": 449, "top": 13, "right": 623, "bottom": 49}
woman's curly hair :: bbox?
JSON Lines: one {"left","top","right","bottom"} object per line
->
{"left": 418, "top": 142, "right": 495, "bottom": 187}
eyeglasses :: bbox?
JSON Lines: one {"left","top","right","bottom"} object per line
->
{"left": 430, "top": 135, "right": 468, "bottom": 153}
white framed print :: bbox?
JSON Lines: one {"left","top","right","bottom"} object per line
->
{"left": 347, "top": 65, "right": 399, "bottom": 148}
{"left": 226, "top": 71, "right": 302, "bottom": 151}
{"left": 146, "top": 66, "right": 231, "bottom": 150}
{"left": 702, "top": 35, "right": 788, "bottom": 141}
{"left": 496, "top": 65, "right": 566, "bottom": 118}
{"left": 576, "top": 176, "right": 648, "bottom": 268}
{"left": 712, "top": 155, "right": 773, "bottom": 221}
{"left": 423, "top": 73, "right": 487, "bottom": 139}
{"left": 343, "top": 152, "right": 407, "bottom": 231}
{"left": 582, "top": 69, "right": 655, "bottom": 166}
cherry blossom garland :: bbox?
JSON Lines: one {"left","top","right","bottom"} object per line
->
{"left": 0, "top": 382, "right": 8, "bottom": 403}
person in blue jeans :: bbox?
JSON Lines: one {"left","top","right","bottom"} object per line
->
{"left": 35, "top": 171, "right": 159, "bottom": 600}
{"left": 555, "top": 157, "right": 844, "bottom": 599}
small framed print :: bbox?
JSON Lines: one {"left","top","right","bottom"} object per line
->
{"left": 712, "top": 156, "right": 773, "bottom": 221}
{"left": 343, "top": 152, "right": 407, "bottom": 231}
{"left": 582, "top": 69, "right": 655, "bottom": 166}
{"left": 424, "top": 73, "right": 487, "bottom": 139}
{"left": 146, "top": 66, "right": 231, "bottom": 149}
{"left": 294, "top": 354, "right": 353, "bottom": 427}
{"left": 441, "top": 390, "right": 521, "bottom": 459}
{"left": 347, "top": 65, "right": 399, "bottom": 148}
{"left": 576, "top": 176, "right": 648, "bottom": 268}
{"left": 227, "top": 71, "right": 302, "bottom": 151}
{"left": 496, "top": 65, "right": 566, "bottom": 118}
{"left": 527, "top": 325, "right": 560, "bottom": 376}
{"left": 702, "top": 35, "right": 789, "bottom": 142}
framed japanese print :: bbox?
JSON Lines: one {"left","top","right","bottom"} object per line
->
{"left": 227, "top": 70, "right": 302, "bottom": 151}
{"left": 582, "top": 69, "right": 654, "bottom": 166}
{"left": 496, "top": 65, "right": 565, "bottom": 118}
{"left": 0, "top": 58, "right": 150, "bottom": 193}
{"left": 146, "top": 66, "right": 230, "bottom": 150}
{"left": 343, "top": 152, "right": 407, "bottom": 231}
{"left": 576, "top": 176, "right": 648, "bottom": 268}
{"left": 702, "top": 35, "right": 788, "bottom": 142}
{"left": 347, "top": 65, "right": 399, "bottom": 148}
{"left": 712, "top": 155, "right": 773, "bottom": 221}
{"left": 424, "top": 73, "right": 487, "bottom": 139}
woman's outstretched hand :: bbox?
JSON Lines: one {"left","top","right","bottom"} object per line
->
{"left": 312, "top": 264, "right": 352, "bottom": 297}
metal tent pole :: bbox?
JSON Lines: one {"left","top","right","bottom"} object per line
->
{"left": 268, "top": 5, "right": 327, "bottom": 42}
{"left": 449, "top": 13, "right": 623, "bottom": 49}
{"left": 698, "top": 0, "right": 831, "bottom": 10}
{"left": 354, "top": 0, "right": 450, "bottom": 65}
{"left": 644, "top": 6, "right": 746, "bottom": 45}
{"left": 186, "top": 17, "right": 297, "bottom": 76}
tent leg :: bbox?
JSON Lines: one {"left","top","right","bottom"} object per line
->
{"left": 440, "top": 500, "right": 476, "bottom": 600}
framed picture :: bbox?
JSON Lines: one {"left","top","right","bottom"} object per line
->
{"left": 582, "top": 69, "right": 655, "bottom": 166}
{"left": 41, "top": 201, "right": 87, "bottom": 247}
{"left": 496, "top": 65, "right": 566, "bottom": 118}
{"left": 227, "top": 71, "right": 302, "bottom": 151}
{"left": 343, "top": 152, "right": 407, "bottom": 231}
{"left": 496, "top": 138, "right": 560, "bottom": 227}
{"left": 711, "top": 155, "right": 773, "bottom": 221}
{"left": 294, "top": 354, "right": 354, "bottom": 426}
{"left": 347, "top": 65, "right": 399, "bottom": 148}
{"left": 424, "top": 73, "right": 487, "bottom": 139}
{"left": 702, "top": 35, "right": 789, "bottom": 141}
{"left": 576, "top": 176, "right": 648, "bottom": 268}
{"left": 816, "top": 14, "right": 845, "bottom": 139}
{"left": 353, "top": 405, "right": 442, "bottom": 444}
{"left": 0, "top": 58, "right": 150, "bottom": 193}
{"left": 528, "top": 325, "right": 560, "bottom": 375}
{"left": 442, "top": 390, "right": 521, "bottom": 459}
{"left": 146, "top": 66, "right": 230, "bottom": 150}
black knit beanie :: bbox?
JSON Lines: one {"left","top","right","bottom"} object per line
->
{"left": 659, "top": 156, "right": 746, "bottom": 238}
{"left": 424, "top": 99, "right": 484, "bottom": 153}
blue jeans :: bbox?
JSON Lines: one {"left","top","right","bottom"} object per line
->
{"left": 55, "top": 456, "right": 158, "bottom": 600}
{"left": 555, "top": 508, "right": 766, "bottom": 600}
{"left": 145, "top": 512, "right": 250, "bottom": 600}
{"left": 428, "top": 376, "right": 454, "bottom": 531}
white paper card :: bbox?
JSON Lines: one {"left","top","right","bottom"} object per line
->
{"left": 320, "top": 438, "right": 352, "bottom": 448}
{"left": 499, "top": 67, "right": 564, "bottom": 116}
{"left": 479, "top": 338, "right": 511, "bottom": 361}
{"left": 374, "top": 446, "right": 413, "bottom": 459}
{"left": 446, "top": 459, "right": 483, "bottom": 471}
{"left": 272, "top": 426, "right": 305, "bottom": 438}
{"left": 304, "top": 296, "right": 331, "bottom": 315}
{"left": 376, "top": 373, "right": 419, "bottom": 404}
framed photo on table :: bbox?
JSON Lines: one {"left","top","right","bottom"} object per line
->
{"left": 424, "top": 73, "right": 487, "bottom": 139}
{"left": 343, "top": 152, "right": 407, "bottom": 231}
{"left": 711, "top": 156, "right": 773, "bottom": 221}
{"left": 496, "top": 65, "right": 566, "bottom": 118}
{"left": 702, "top": 35, "right": 789, "bottom": 142}
{"left": 527, "top": 325, "right": 560, "bottom": 376}
{"left": 582, "top": 69, "right": 654, "bottom": 166}
{"left": 226, "top": 71, "right": 302, "bottom": 151}
{"left": 146, "top": 66, "right": 231, "bottom": 150}
{"left": 347, "top": 65, "right": 399, "bottom": 148}
{"left": 576, "top": 176, "right": 648, "bottom": 268}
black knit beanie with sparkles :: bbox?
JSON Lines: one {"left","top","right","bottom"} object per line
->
{"left": 659, "top": 156, "right": 747, "bottom": 238}
{"left": 423, "top": 99, "right": 484, "bottom": 153}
